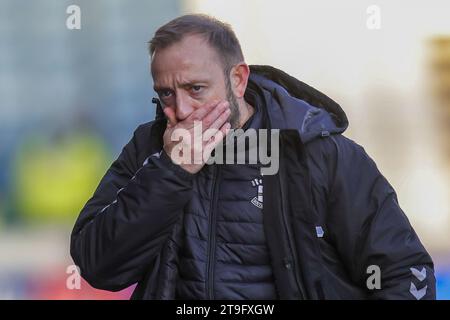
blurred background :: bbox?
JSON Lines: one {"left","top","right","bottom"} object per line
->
{"left": 0, "top": 0, "right": 449, "bottom": 299}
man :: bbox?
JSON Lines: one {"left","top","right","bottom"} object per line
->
{"left": 70, "top": 14, "right": 436, "bottom": 299}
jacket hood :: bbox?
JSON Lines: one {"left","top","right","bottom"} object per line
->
{"left": 248, "top": 65, "right": 348, "bottom": 143}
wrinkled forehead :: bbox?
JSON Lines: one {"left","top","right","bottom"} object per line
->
{"left": 151, "top": 34, "right": 224, "bottom": 78}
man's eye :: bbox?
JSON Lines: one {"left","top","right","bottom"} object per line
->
{"left": 190, "top": 85, "right": 203, "bottom": 93}
{"left": 160, "top": 90, "right": 173, "bottom": 98}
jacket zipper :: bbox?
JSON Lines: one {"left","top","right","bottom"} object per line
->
{"left": 206, "top": 165, "right": 220, "bottom": 299}
{"left": 278, "top": 144, "right": 306, "bottom": 299}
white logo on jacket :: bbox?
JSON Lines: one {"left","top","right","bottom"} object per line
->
{"left": 251, "top": 178, "right": 263, "bottom": 209}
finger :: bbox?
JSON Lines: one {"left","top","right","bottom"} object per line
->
{"left": 206, "top": 105, "right": 231, "bottom": 131}
{"left": 187, "top": 100, "right": 223, "bottom": 123}
{"left": 204, "top": 122, "right": 231, "bottom": 152}
{"left": 202, "top": 102, "right": 231, "bottom": 131}
{"left": 163, "top": 107, "right": 177, "bottom": 127}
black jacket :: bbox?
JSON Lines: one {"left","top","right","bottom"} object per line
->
{"left": 70, "top": 65, "right": 436, "bottom": 299}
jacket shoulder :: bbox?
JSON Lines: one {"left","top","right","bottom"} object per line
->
{"left": 303, "top": 133, "right": 381, "bottom": 197}
{"left": 109, "top": 121, "right": 159, "bottom": 178}
{"left": 130, "top": 120, "right": 161, "bottom": 166}
{"left": 305, "top": 134, "right": 376, "bottom": 169}
{"left": 133, "top": 121, "right": 156, "bottom": 146}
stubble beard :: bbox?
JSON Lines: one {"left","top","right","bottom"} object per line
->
{"left": 225, "top": 76, "right": 241, "bottom": 129}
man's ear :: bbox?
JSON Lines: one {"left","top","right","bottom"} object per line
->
{"left": 230, "top": 62, "right": 250, "bottom": 98}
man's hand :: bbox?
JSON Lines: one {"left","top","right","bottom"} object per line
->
{"left": 162, "top": 100, "right": 231, "bottom": 174}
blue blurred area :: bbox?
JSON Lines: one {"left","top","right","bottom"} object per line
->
{"left": 437, "top": 271, "right": 450, "bottom": 300}
{"left": 0, "top": 0, "right": 180, "bottom": 299}
{"left": 0, "top": 0, "right": 180, "bottom": 223}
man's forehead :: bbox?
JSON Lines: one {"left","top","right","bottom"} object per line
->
{"left": 151, "top": 57, "right": 215, "bottom": 84}
{"left": 151, "top": 49, "right": 223, "bottom": 87}
{"left": 151, "top": 35, "right": 221, "bottom": 72}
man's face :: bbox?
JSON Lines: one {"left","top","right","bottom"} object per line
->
{"left": 151, "top": 34, "right": 240, "bottom": 127}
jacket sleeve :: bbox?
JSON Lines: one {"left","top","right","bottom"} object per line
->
{"left": 70, "top": 124, "right": 194, "bottom": 291}
{"left": 324, "top": 134, "right": 436, "bottom": 300}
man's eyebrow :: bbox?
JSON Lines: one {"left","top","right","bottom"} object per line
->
{"left": 153, "top": 85, "right": 169, "bottom": 92}
{"left": 180, "top": 81, "right": 210, "bottom": 91}
{"left": 154, "top": 80, "right": 209, "bottom": 92}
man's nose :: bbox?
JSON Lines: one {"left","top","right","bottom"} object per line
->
{"left": 175, "top": 94, "right": 194, "bottom": 121}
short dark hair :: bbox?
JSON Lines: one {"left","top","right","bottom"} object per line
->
{"left": 149, "top": 14, "right": 244, "bottom": 74}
